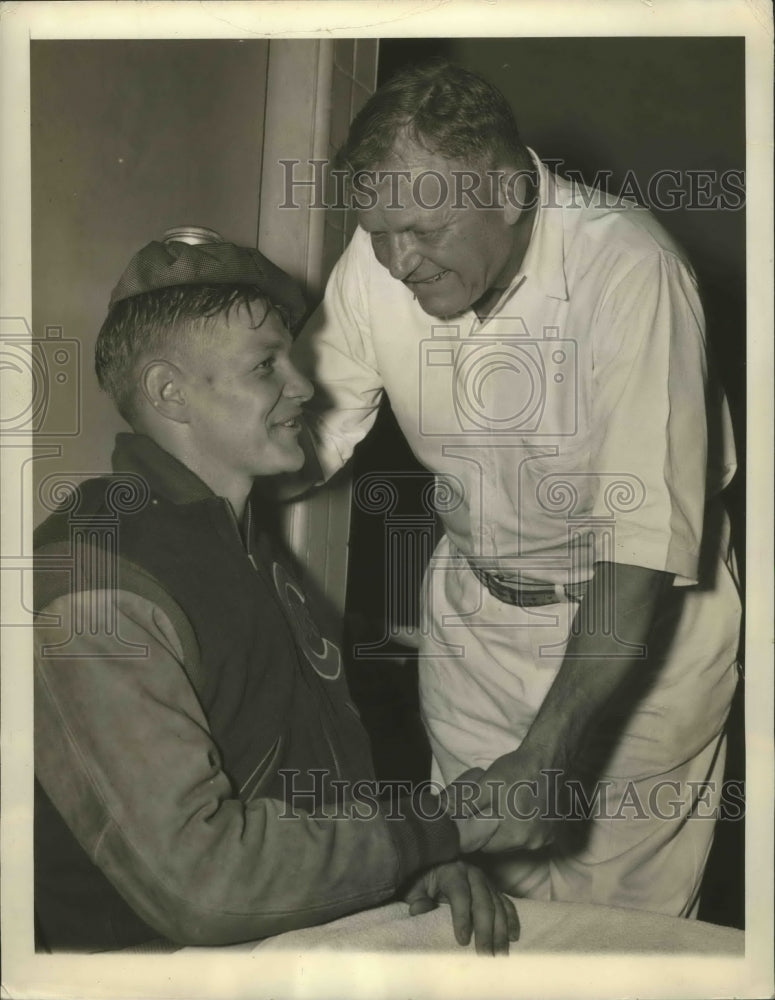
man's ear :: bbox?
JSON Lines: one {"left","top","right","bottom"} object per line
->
{"left": 140, "top": 360, "right": 190, "bottom": 424}
{"left": 499, "top": 167, "right": 534, "bottom": 226}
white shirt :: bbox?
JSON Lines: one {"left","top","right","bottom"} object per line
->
{"left": 293, "top": 153, "right": 737, "bottom": 587}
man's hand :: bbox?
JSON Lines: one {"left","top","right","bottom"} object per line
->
{"left": 468, "top": 751, "right": 567, "bottom": 854}
{"left": 460, "top": 564, "right": 673, "bottom": 856}
{"left": 444, "top": 761, "right": 564, "bottom": 856}
{"left": 403, "top": 860, "right": 519, "bottom": 956}
{"left": 444, "top": 767, "right": 501, "bottom": 854}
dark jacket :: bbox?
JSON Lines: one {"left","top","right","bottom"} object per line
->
{"left": 34, "top": 434, "right": 457, "bottom": 951}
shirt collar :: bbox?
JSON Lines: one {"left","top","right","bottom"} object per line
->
{"left": 111, "top": 433, "right": 216, "bottom": 506}
{"left": 511, "top": 148, "right": 569, "bottom": 302}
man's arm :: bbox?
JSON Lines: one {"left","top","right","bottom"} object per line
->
{"left": 466, "top": 248, "right": 721, "bottom": 852}
{"left": 470, "top": 562, "right": 674, "bottom": 853}
{"left": 288, "top": 227, "right": 387, "bottom": 482}
{"left": 35, "top": 589, "right": 466, "bottom": 946}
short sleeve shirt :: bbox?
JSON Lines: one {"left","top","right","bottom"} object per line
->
{"left": 293, "top": 152, "right": 737, "bottom": 587}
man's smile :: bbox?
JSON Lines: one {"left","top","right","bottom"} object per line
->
{"left": 271, "top": 409, "right": 303, "bottom": 430}
{"left": 406, "top": 269, "right": 450, "bottom": 285}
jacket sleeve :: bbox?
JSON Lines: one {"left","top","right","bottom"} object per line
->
{"left": 34, "top": 589, "right": 459, "bottom": 947}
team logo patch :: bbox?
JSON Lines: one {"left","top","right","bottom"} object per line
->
{"left": 272, "top": 561, "right": 342, "bottom": 680}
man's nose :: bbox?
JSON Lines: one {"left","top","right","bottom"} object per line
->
{"left": 386, "top": 232, "right": 422, "bottom": 281}
{"left": 283, "top": 363, "right": 314, "bottom": 403}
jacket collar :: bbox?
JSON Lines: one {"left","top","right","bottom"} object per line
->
{"left": 111, "top": 433, "right": 216, "bottom": 506}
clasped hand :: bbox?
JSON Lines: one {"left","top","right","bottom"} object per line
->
{"left": 446, "top": 749, "right": 569, "bottom": 855}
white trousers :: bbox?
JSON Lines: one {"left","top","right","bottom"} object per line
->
{"left": 418, "top": 534, "right": 741, "bottom": 916}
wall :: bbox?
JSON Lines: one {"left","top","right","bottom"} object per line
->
{"left": 30, "top": 39, "right": 269, "bottom": 517}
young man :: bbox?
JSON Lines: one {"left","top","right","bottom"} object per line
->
{"left": 33, "top": 231, "right": 516, "bottom": 953}
{"left": 291, "top": 63, "right": 742, "bottom": 915}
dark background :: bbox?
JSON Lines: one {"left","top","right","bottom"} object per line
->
{"left": 345, "top": 37, "right": 746, "bottom": 929}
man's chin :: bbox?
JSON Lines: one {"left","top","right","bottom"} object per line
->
{"left": 252, "top": 449, "right": 305, "bottom": 480}
{"left": 415, "top": 296, "right": 469, "bottom": 321}
{"left": 276, "top": 447, "right": 306, "bottom": 475}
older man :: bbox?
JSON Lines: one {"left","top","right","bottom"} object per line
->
{"left": 292, "top": 63, "right": 741, "bottom": 915}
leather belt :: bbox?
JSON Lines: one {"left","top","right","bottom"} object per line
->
{"left": 467, "top": 561, "right": 589, "bottom": 607}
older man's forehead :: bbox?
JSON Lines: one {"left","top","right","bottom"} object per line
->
{"left": 377, "top": 137, "right": 469, "bottom": 178}
{"left": 358, "top": 196, "right": 452, "bottom": 231}
{"left": 364, "top": 142, "right": 500, "bottom": 216}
